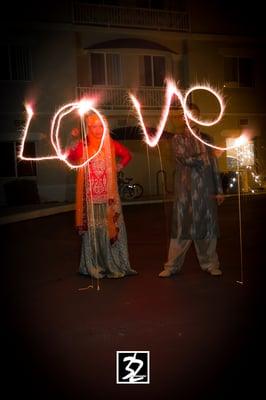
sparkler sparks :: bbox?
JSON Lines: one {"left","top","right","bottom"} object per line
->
{"left": 130, "top": 79, "right": 248, "bottom": 151}
{"left": 18, "top": 104, "right": 59, "bottom": 162}
{"left": 19, "top": 100, "right": 107, "bottom": 169}
{"left": 226, "top": 137, "right": 263, "bottom": 193}
{"left": 19, "top": 80, "right": 249, "bottom": 169}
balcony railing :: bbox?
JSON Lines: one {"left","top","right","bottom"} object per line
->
{"left": 76, "top": 86, "right": 180, "bottom": 110}
{"left": 73, "top": 3, "right": 189, "bottom": 32}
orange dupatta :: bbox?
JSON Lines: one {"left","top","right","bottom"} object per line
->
{"left": 75, "top": 130, "right": 121, "bottom": 244}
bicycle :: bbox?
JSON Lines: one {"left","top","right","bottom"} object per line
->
{"left": 117, "top": 172, "right": 143, "bottom": 201}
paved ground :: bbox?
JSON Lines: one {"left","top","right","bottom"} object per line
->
{"left": 1, "top": 194, "right": 265, "bottom": 399}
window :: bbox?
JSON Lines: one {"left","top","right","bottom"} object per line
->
{"left": 239, "top": 118, "right": 249, "bottom": 127}
{"left": 224, "top": 57, "right": 254, "bottom": 88}
{"left": 91, "top": 53, "right": 121, "bottom": 85}
{"left": 0, "top": 142, "right": 16, "bottom": 177}
{"left": 136, "top": 0, "right": 184, "bottom": 10}
{"left": 91, "top": 53, "right": 105, "bottom": 85}
{"left": 0, "top": 44, "right": 32, "bottom": 81}
{"left": 139, "top": 55, "right": 166, "bottom": 87}
{"left": 0, "top": 46, "right": 11, "bottom": 80}
{"left": 0, "top": 141, "right": 36, "bottom": 177}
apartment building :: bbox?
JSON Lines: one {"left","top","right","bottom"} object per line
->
{"left": 1, "top": 0, "right": 265, "bottom": 205}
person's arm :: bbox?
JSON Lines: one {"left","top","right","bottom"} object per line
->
{"left": 203, "top": 134, "right": 224, "bottom": 196}
{"left": 172, "top": 135, "right": 204, "bottom": 169}
{"left": 113, "top": 140, "right": 132, "bottom": 171}
{"left": 176, "top": 154, "right": 204, "bottom": 169}
{"left": 211, "top": 155, "right": 224, "bottom": 204}
{"left": 201, "top": 132, "right": 224, "bottom": 204}
{"left": 65, "top": 128, "right": 84, "bottom": 162}
{"left": 206, "top": 144, "right": 224, "bottom": 204}
{"left": 67, "top": 141, "right": 84, "bottom": 162}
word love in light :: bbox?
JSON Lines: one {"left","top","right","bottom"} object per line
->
{"left": 19, "top": 80, "right": 247, "bottom": 169}
{"left": 130, "top": 79, "right": 247, "bottom": 150}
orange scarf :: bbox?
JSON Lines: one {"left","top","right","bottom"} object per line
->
{"left": 75, "top": 131, "right": 120, "bottom": 243}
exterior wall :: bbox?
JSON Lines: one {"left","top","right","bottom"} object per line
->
{"left": 121, "top": 138, "right": 175, "bottom": 198}
{"left": 186, "top": 38, "right": 266, "bottom": 175}
{"left": 1, "top": 28, "right": 78, "bottom": 204}
{"left": 1, "top": 1, "right": 265, "bottom": 205}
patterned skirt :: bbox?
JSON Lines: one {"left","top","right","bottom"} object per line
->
{"left": 79, "top": 203, "right": 137, "bottom": 278}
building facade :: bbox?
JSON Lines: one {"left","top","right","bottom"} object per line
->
{"left": 1, "top": 0, "right": 265, "bottom": 205}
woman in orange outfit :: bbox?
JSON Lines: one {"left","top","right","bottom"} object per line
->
{"left": 67, "top": 113, "right": 137, "bottom": 279}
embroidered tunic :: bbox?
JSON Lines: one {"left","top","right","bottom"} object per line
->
{"left": 171, "top": 128, "right": 223, "bottom": 240}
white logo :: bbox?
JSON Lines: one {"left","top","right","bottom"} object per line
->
{"left": 116, "top": 351, "right": 150, "bottom": 384}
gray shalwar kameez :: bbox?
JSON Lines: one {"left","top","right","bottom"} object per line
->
{"left": 163, "top": 128, "right": 224, "bottom": 274}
